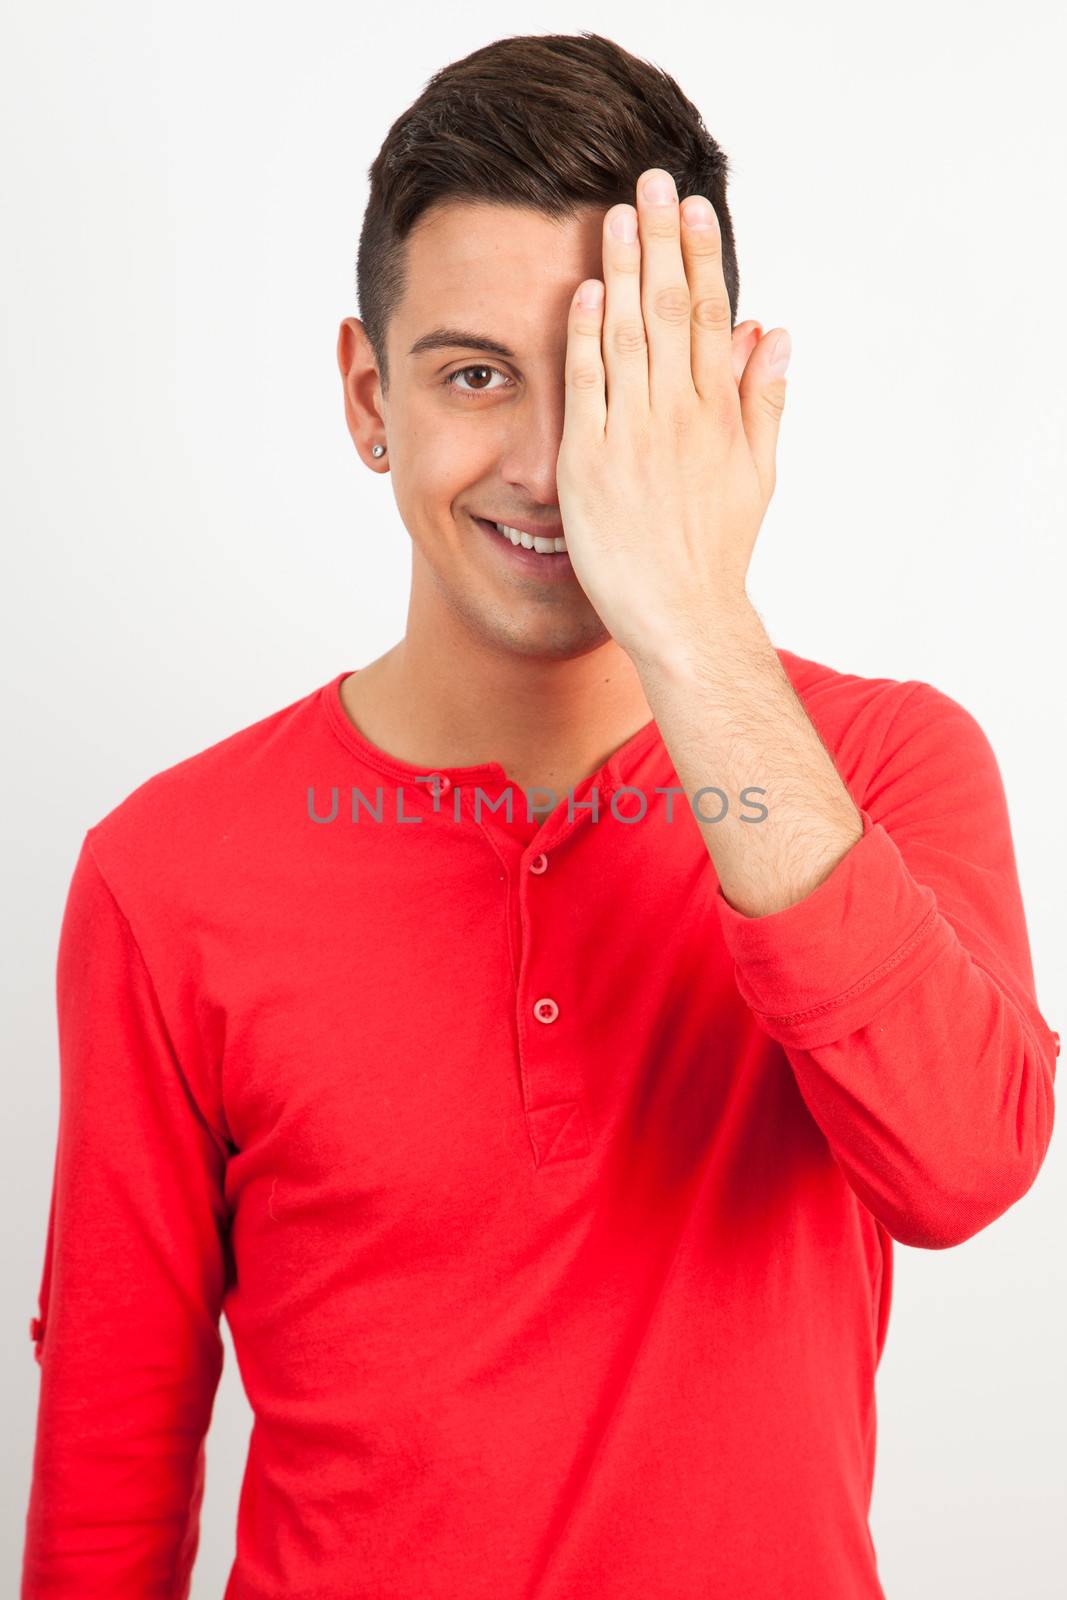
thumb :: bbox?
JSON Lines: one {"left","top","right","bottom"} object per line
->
{"left": 739, "top": 328, "right": 790, "bottom": 501}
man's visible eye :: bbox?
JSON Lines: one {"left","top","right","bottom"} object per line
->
{"left": 443, "top": 364, "right": 514, "bottom": 398}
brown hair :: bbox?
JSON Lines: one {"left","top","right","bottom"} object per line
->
{"left": 355, "top": 31, "right": 740, "bottom": 394}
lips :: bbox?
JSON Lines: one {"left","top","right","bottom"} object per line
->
{"left": 471, "top": 515, "right": 575, "bottom": 578}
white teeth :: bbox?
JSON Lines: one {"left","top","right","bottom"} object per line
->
{"left": 493, "top": 521, "right": 568, "bottom": 555}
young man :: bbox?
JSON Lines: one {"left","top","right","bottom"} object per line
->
{"left": 22, "top": 30, "right": 1058, "bottom": 1600}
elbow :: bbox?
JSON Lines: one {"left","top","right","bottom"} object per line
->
{"left": 893, "top": 1027, "right": 1057, "bottom": 1250}
{"left": 881, "top": 1143, "right": 1054, "bottom": 1251}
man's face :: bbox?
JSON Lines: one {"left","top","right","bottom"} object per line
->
{"left": 341, "top": 200, "right": 617, "bottom": 661}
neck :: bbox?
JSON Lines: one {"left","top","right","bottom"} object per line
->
{"left": 342, "top": 602, "right": 656, "bottom": 797}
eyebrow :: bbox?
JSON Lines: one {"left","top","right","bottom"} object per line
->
{"left": 407, "top": 327, "right": 517, "bottom": 361}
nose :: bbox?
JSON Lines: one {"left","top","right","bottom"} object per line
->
{"left": 495, "top": 383, "right": 566, "bottom": 515}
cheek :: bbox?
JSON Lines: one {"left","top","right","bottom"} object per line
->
{"left": 397, "top": 416, "right": 501, "bottom": 525}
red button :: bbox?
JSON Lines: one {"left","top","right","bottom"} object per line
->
{"left": 533, "top": 996, "right": 558, "bottom": 1024}
{"left": 433, "top": 773, "right": 452, "bottom": 794}
{"left": 529, "top": 852, "right": 548, "bottom": 874}
{"left": 29, "top": 1316, "right": 43, "bottom": 1342}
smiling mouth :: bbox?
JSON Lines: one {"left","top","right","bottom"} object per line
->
{"left": 475, "top": 516, "right": 569, "bottom": 556}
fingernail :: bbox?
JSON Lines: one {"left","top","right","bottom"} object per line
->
{"left": 578, "top": 280, "right": 604, "bottom": 310}
{"left": 642, "top": 172, "right": 676, "bottom": 204}
{"left": 609, "top": 207, "right": 637, "bottom": 242}
{"left": 769, "top": 331, "right": 791, "bottom": 375}
{"left": 682, "top": 197, "right": 714, "bottom": 229}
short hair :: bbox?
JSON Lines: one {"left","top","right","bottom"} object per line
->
{"left": 355, "top": 31, "right": 740, "bottom": 394}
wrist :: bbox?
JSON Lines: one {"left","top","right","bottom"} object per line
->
{"left": 633, "top": 596, "right": 766, "bottom": 687}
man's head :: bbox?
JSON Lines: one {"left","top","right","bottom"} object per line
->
{"left": 338, "top": 31, "right": 751, "bottom": 663}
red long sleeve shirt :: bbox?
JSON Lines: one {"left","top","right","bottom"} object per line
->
{"left": 22, "top": 653, "right": 1059, "bottom": 1599}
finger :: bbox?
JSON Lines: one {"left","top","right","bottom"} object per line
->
{"left": 739, "top": 327, "right": 791, "bottom": 500}
{"left": 563, "top": 278, "right": 607, "bottom": 439}
{"left": 679, "top": 193, "right": 737, "bottom": 407}
{"left": 635, "top": 168, "right": 694, "bottom": 409}
{"left": 732, "top": 322, "right": 763, "bottom": 388}
{"left": 601, "top": 202, "right": 649, "bottom": 417}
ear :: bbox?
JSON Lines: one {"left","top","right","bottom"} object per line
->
{"left": 337, "top": 317, "right": 388, "bottom": 469}
{"left": 731, "top": 320, "right": 763, "bottom": 388}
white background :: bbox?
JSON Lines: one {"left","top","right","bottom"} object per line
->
{"left": 3, "top": 3, "right": 1065, "bottom": 1595}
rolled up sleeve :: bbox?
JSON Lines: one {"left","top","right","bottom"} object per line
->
{"left": 715, "top": 683, "right": 1058, "bottom": 1250}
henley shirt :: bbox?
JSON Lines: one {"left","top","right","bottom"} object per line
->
{"left": 21, "top": 651, "right": 1060, "bottom": 1599}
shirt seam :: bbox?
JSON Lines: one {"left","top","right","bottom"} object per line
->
{"left": 320, "top": 675, "right": 505, "bottom": 785}
{"left": 753, "top": 900, "right": 941, "bottom": 1028}
{"left": 82, "top": 829, "right": 233, "bottom": 1156}
{"left": 320, "top": 674, "right": 665, "bottom": 800}
{"left": 467, "top": 808, "right": 520, "bottom": 988}
{"left": 862, "top": 678, "right": 929, "bottom": 790}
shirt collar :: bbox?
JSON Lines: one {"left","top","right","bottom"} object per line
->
{"left": 320, "top": 668, "right": 664, "bottom": 793}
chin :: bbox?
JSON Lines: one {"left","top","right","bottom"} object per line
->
{"left": 477, "top": 609, "right": 612, "bottom": 661}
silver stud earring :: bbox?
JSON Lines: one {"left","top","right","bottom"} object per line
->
{"left": 371, "top": 443, "right": 386, "bottom": 459}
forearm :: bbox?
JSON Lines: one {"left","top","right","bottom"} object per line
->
{"left": 638, "top": 600, "right": 863, "bottom": 917}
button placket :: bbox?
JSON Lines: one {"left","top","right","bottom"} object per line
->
{"left": 516, "top": 834, "right": 591, "bottom": 1168}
